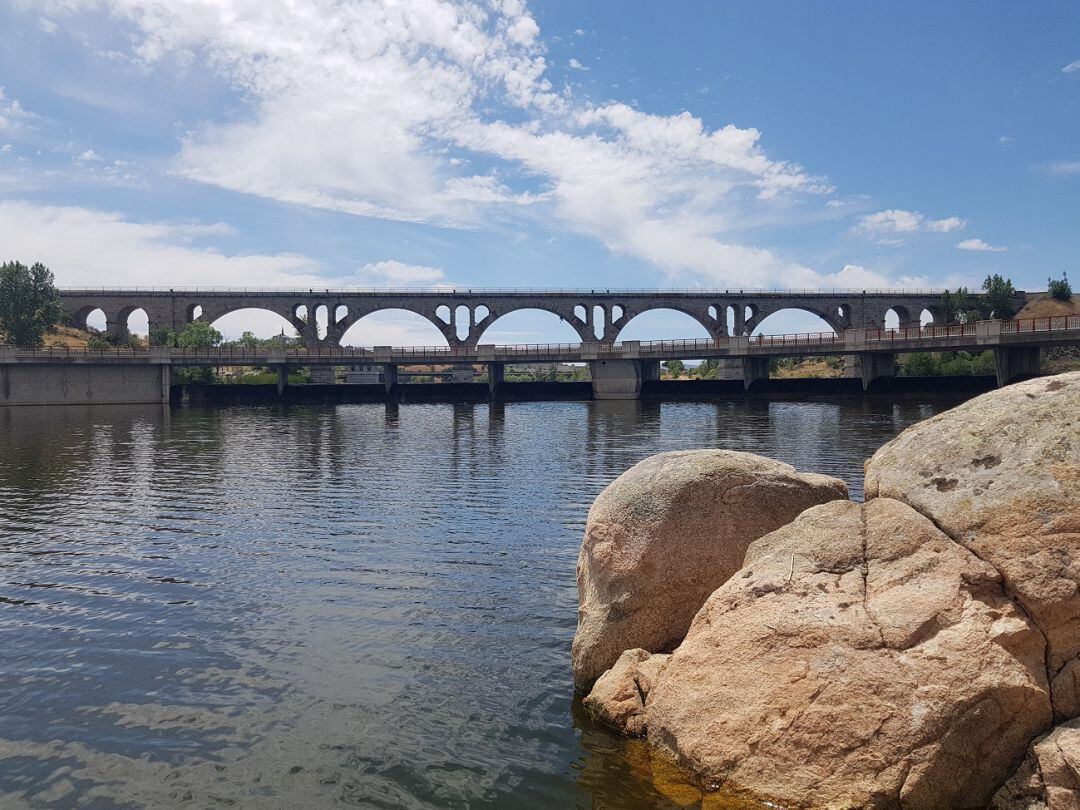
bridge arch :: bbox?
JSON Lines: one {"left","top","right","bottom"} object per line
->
{"left": 474, "top": 307, "right": 589, "bottom": 345}
{"left": 118, "top": 306, "right": 149, "bottom": 339}
{"left": 750, "top": 309, "right": 839, "bottom": 336}
{"left": 208, "top": 308, "right": 298, "bottom": 342}
{"left": 337, "top": 308, "right": 452, "bottom": 347}
{"left": 613, "top": 307, "right": 715, "bottom": 343}
{"left": 745, "top": 305, "right": 846, "bottom": 336}
{"left": 74, "top": 306, "right": 107, "bottom": 332}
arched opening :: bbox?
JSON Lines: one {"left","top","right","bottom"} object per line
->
{"left": 186, "top": 304, "right": 203, "bottom": 322}
{"left": 751, "top": 309, "right": 838, "bottom": 336}
{"left": 574, "top": 305, "right": 587, "bottom": 324}
{"left": 334, "top": 305, "right": 348, "bottom": 325}
{"left": 474, "top": 304, "right": 489, "bottom": 323}
{"left": 338, "top": 309, "right": 449, "bottom": 347}
{"left": 592, "top": 305, "right": 605, "bottom": 340}
{"left": 884, "top": 306, "right": 912, "bottom": 330}
{"left": 314, "top": 305, "right": 329, "bottom": 339}
{"left": 726, "top": 305, "right": 737, "bottom": 336}
{"left": 920, "top": 308, "right": 935, "bottom": 327}
{"left": 210, "top": 309, "right": 298, "bottom": 343}
{"left": 615, "top": 308, "right": 712, "bottom": 342}
{"left": 836, "top": 304, "right": 852, "bottom": 328}
{"left": 435, "top": 305, "right": 452, "bottom": 325}
{"left": 122, "top": 307, "right": 149, "bottom": 339}
{"left": 475, "top": 309, "right": 584, "bottom": 345}
{"left": 81, "top": 307, "right": 106, "bottom": 332}
{"left": 455, "top": 305, "right": 471, "bottom": 341}
{"left": 611, "top": 304, "right": 624, "bottom": 321}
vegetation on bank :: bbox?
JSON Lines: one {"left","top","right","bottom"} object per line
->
{"left": 0, "top": 261, "right": 64, "bottom": 346}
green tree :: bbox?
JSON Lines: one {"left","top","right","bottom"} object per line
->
{"left": 174, "top": 320, "right": 223, "bottom": 348}
{"left": 0, "top": 261, "right": 64, "bottom": 346}
{"left": 981, "top": 274, "right": 1017, "bottom": 319}
{"left": 1049, "top": 273, "right": 1072, "bottom": 302}
{"left": 938, "top": 288, "right": 971, "bottom": 324}
{"left": 663, "top": 359, "right": 686, "bottom": 378}
{"left": 900, "top": 353, "right": 940, "bottom": 376}
{"left": 694, "top": 358, "right": 720, "bottom": 379}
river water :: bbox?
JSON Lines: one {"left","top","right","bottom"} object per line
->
{"left": 0, "top": 397, "right": 959, "bottom": 808}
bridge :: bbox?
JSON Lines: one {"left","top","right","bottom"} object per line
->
{"left": 57, "top": 286, "right": 1030, "bottom": 348}
{"left": 3, "top": 314, "right": 1077, "bottom": 405}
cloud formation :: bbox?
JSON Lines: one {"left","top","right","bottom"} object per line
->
{"left": 956, "top": 238, "right": 1007, "bottom": 253}
{"left": 25, "top": 0, "right": 833, "bottom": 289}
{"left": 854, "top": 209, "right": 966, "bottom": 236}
{"left": 1063, "top": 59, "right": 1080, "bottom": 74}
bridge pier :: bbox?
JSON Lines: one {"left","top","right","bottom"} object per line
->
{"left": 590, "top": 359, "right": 654, "bottom": 400}
{"left": 742, "top": 357, "right": 769, "bottom": 390}
{"left": 382, "top": 363, "right": 398, "bottom": 396}
{"left": 276, "top": 365, "right": 288, "bottom": 395}
{"left": 451, "top": 364, "right": 475, "bottom": 383}
{"left": 309, "top": 365, "right": 335, "bottom": 384}
{"left": 859, "top": 352, "right": 896, "bottom": 391}
{"left": 994, "top": 346, "right": 1040, "bottom": 387}
{"left": 487, "top": 362, "right": 504, "bottom": 397}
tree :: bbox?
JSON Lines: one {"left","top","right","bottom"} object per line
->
{"left": 174, "top": 320, "right": 223, "bottom": 348}
{"left": 939, "top": 288, "right": 971, "bottom": 324}
{"left": 1049, "top": 272, "right": 1072, "bottom": 302}
{"left": 663, "top": 359, "right": 686, "bottom": 378}
{"left": 0, "top": 261, "right": 64, "bottom": 346}
{"left": 981, "top": 274, "right": 1017, "bottom": 319}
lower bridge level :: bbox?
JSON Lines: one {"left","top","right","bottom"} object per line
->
{"left": 1, "top": 316, "right": 1076, "bottom": 405}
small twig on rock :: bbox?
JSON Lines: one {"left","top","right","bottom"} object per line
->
{"left": 787, "top": 553, "right": 795, "bottom": 583}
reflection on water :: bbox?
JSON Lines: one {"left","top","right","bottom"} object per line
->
{"left": 0, "top": 398, "right": 951, "bottom": 808}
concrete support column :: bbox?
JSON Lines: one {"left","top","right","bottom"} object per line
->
{"left": 382, "top": 363, "right": 398, "bottom": 396}
{"left": 487, "top": 362, "right": 504, "bottom": 397}
{"left": 160, "top": 364, "right": 172, "bottom": 404}
{"left": 640, "top": 360, "right": 660, "bottom": 383}
{"left": 309, "top": 365, "right": 335, "bottom": 384}
{"left": 859, "top": 352, "right": 896, "bottom": 391}
{"left": 276, "top": 365, "right": 288, "bottom": 395}
{"left": 590, "top": 359, "right": 643, "bottom": 400}
{"left": 732, "top": 306, "right": 747, "bottom": 336}
{"left": 716, "top": 358, "right": 744, "bottom": 380}
{"left": 994, "top": 347, "right": 1040, "bottom": 387}
{"left": 742, "top": 356, "right": 769, "bottom": 390}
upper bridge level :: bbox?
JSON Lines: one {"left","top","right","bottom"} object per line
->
{"left": 58, "top": 287, "right": 1030, "bottom": 348}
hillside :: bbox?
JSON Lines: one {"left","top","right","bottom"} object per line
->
{"left": 1015, "top": 293, "right": 1079, "bottom": 319}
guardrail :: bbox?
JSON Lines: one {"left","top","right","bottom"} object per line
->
{"left": 1002, "top": 315, "right": 1080, "bottom": 333}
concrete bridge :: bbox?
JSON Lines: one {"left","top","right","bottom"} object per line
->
{"left": 4, "top": 315, "right": 1076, "bottom": 405}
{"left": 57, "top": 287, "right": 1029, "bottom": 348}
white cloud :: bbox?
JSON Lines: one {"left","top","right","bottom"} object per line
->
{"left": 26, "top": 0, "right": 836, "bottom": 289}
{"left": 1063, "top": 59, "right": 1080, "bottom": 74}
{"left": 0, "top": 87, "right": 34, "bottom": 132}
{"left": 1045, "top": 161, "right": 1080, "bottom": 176}
{"left": 998, "top": 136, "right": 1015, "bottom": 146}
{"left": 76, "top": 149, "right": 102, "bottom": 161}
{"left": 38, "top": 16, "right": 58, "bottom": 34}
{"left": 356, "top": 260, "right": 446, "bottom": 286}
{"left": 956, "top": 238, "right": 1007, "bottom": 253}
{"left": 568, "top": 57, "right": 587, "bottom": 71}
{"left": 854, "top": 208, "right": 966, "bottom": 236}
{"left": 573, "top": 28, "right": 585, "bottom": 37}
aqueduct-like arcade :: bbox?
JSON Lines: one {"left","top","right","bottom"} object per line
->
{"left": 60, "top": 288, "right": 1024, "bottom": 348}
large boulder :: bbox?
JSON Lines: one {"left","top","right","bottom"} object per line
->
{"left": 583, "top": 649, "right": 670, "bottom": 736}
{"left": 865, "top": 372, "right": 1080, "bottom": 718}
{"left": 572, "top": 450, "right": 847, "bottom": 689}
{"left": 646, "top": 498, "right": 1051, "bottom": 808}
{"left": 993, "top": 719, "right": 1080, "bottom": 810}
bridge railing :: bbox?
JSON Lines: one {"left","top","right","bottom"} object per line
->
{"left": 56, "top": 286, "right": 956, "bottom": 296}
{"left": 1002, "top": 315, "right": 1080, "bottom": 334}
{"left": 866, "top": 323, "right": 980, "bottom": 341}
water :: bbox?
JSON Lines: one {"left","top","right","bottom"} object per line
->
{"left": 0, "top": 397, "right": 956, "bottom": 808}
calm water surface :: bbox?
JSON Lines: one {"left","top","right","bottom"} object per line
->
{"left": 0, "top": 398, "right": 958, "bottom": 808}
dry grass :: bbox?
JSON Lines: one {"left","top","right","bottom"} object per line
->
{"left": 1015, "top": 294, "right": 1079, "bottom": 320}
{"left": 42, "top": 325, "right": 97, "bottom": 348}
{"left": 772, "top": 357, "right": 844, "bottom": 379}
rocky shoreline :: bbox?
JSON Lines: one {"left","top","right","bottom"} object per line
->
{"left": 573, "top": 372, "right": 1080, "bottom": 808}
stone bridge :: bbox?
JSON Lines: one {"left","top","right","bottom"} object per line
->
{"left": 58, "top": 288, "right": 1026, "bottom": 348}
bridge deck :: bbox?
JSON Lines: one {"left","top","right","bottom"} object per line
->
{"left": 4, "top": 316, "right": 1077, "bottom": 366}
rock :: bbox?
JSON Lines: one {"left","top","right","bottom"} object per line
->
{"left": 865, "top": 372, "right": 1080, "bottom": 718}
{"left": 583, "top": 649, "right": 669, "bottom": 736}
{"left": 993, "top": 719, "right": 1080, "bottom": 810}
{"left": 646, "top": 498, "right": 1051, "bottom": 808}
{"left": 572, "top": 450, "right": 847, "bottom": 690}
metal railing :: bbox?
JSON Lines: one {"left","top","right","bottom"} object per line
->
{"left": 1002, "top": 315, "right": 1080, "bottom": 334}
{"left": 57, "top": 286, "right": 959, "bottom": 296}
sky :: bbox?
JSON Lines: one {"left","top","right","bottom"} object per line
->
{"left": 0, "top": 0, "right": 1077, "bottom": 344}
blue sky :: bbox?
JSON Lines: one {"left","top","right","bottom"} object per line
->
{"left": 0, "top": 0, "right": 1077, "bottom": 343}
